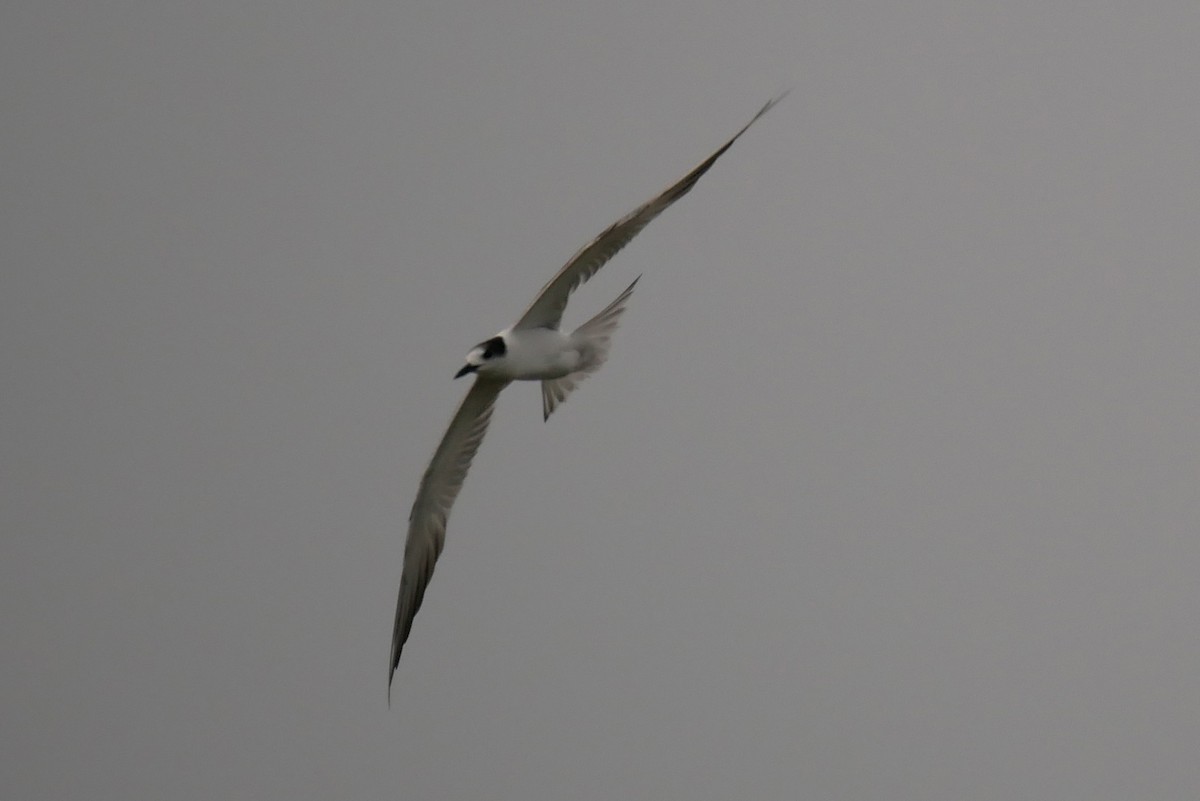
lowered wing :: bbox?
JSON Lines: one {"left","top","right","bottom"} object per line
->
{"left": 389, "top": 377, "right": 509, "bottom": 698}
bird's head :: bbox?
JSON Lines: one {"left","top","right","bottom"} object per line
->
{"left": 455, "top": 334, "right": 508, "bottom": 378}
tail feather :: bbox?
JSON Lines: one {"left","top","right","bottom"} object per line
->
{"left": 541, "top": 276, "right": 639, "bottom": 420}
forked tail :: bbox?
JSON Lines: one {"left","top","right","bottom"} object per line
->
{"left": 541, "top": 275, "right": 640, "bottom": 420}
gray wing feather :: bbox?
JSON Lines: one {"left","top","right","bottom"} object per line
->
{"left": 513, "top": 93, "right": 787, "bottom": 331}
{"left": 389, "top": 377, "right": 509, "bottom": 698}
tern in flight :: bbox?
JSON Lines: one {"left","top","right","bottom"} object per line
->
{"left": 389, "top": 95, "right": 785, "bottom": 696}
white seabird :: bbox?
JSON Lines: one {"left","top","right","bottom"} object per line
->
{"left": 390, "top": 95, "right": 785, "bottom": 697}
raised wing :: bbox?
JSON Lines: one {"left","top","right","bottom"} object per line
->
{"left": 513, "top": 93, "right": 787, "bottom": 331}
{"left": 389, "top": 377, "right": 509, "bottom": 698}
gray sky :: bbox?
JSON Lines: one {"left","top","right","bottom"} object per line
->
{"left": 4, "top": 2, "right": 1199, "bottom": 799}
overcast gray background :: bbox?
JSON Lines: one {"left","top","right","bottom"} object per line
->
{"left": 4, "top": 2, "right": 1199, "bottom": 799}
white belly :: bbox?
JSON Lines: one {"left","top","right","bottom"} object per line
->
{"left": 498, "top": 328, "right": 581, "bottom": 380}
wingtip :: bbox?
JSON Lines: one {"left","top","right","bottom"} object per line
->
{"left": 388, "top": 641, "right": 400, "bottom": 707}
{"left": 754, "top": 90, "right": 791, "bottom": 122}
